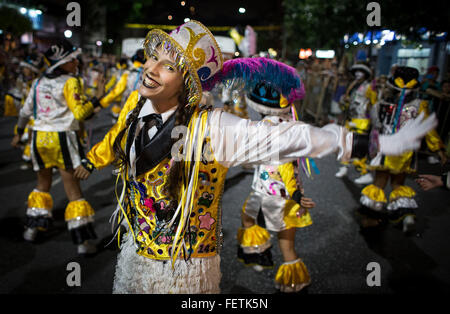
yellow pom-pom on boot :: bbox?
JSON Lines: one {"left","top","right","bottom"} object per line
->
{"left": 65, "top": 199, "right": 97, "bottom": 255}
{"left": 387, "top": 186, "right": 418, "bottom": 233}
{"left": 24, "top": 190, "right": 54, "bottom": 241}
{"left": 274, "top": 258, "right": 311, "bottom": 293}
{"left": 237, "top": 225, "right": 274, "bottom": 271}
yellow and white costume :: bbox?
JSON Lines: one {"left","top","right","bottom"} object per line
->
{"left": 240, "top": 114, "right": 312, "bottom": 233}
{"left": 88, "top": 89, "right": 353, "bottom": 293}
{"left": 337, "top": 63, "right": 374, "bottom": 181}
{"left": 100, "top": 59, "right": 144, "bottom": 118}
{"left": 19, "top": 74, "right": 93, "bottom": 171}
{"left": 104, "top": 62, "right": 128, "bottom": 117}
{"left": 83, "top": 21, "right": 432, "bottom": 293}
{"left": 361, "top": 67, "right": 444, "bottom": 225}
{"left": 17, "top": 42, "right": 99, "bottom": 244}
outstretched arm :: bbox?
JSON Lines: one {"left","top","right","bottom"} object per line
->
{"left": 208, "top": 109, "right": 437, "bottom": 168}
{"left": 74, "top": 91, "right": 139, "bottom": 179}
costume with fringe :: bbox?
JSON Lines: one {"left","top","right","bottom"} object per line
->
{"left": 339, "top": 63, "right": 374, "bottom": 176}
{"left": 101, "top": 60, "right": 144, "bottom": 118}
{"left": 85, "top": 20, "right": 365, "bottom": 294}
{"left": 361, "top": 66, "right": 444, "bottom": 223}
{"left": 237, "top": 83, "right": 312, "bottom": 292}
{"left": 17, "top": 42, "right": 99, "bottom": 244}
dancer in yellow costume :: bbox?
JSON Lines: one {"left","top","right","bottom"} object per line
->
{"left": 73, "top": 20, "right": 436, "bottom": 293}
{"left": 104, "top": 57, "right": 129, "bottom": 119}
{"left": 360, "top": 66, "right": 446, "bottom": 233}
{"left": 9, "top": 53, "right": 46, "bottom": 167}
{"left": 11, "top": 40, "right": 104, "bottom": 254}
{"left": 336, "top": 62, "right": 375, "bottom": 185}
{"left": 237, "top": 82, "right": 315, "bottom": 293}
{"left": 99, "top": 50, "right": 145, "bottom": 123}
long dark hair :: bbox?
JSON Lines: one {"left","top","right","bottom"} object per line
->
{"left": 112, "top": 83, "right": 192, "bottom": 202}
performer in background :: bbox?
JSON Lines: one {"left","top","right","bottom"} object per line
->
{"left": 11, "top": 40, "right": 105, "bottom": 254}
{"left": 73, "top": 20, "right": 437, "bottom": 293}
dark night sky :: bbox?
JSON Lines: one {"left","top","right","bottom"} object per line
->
{"left": 17, "top": 0, "right": 284, "bottom": 27}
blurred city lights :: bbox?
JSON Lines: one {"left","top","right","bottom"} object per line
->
{"left": 239, "top": 7, "right": 246, "bottom": 14}
{"left": 316, "top": 50, "right": 335, "bottom": 59}
{"left": 184, "top": 18, "right": 190, "bottom": 23}
{"left": 96, "top": 41, "right": 102, "bottom": 46}
{"left": 19, "top": 7, "right": 27, "bottom": 14}
{"left": 168, "top": 15, "right": 173, "bottom": 20}
{"left": 64, "top": 30, "right": 73, "bottom": 38}
{"left": 181, "top": 1, "right": 185, "bottom": 6}
{"left": 28, "top": 9, "right": 38, "bottom": 18}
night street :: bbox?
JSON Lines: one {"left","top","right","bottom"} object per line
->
{"left": 1, "top": 97, "right": 449, "bottom": 294}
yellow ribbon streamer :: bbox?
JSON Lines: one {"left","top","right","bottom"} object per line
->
{"left": 394, "top": 77, "right": 418, "bottom": 89}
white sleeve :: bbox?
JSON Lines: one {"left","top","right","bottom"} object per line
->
{"left": 17, "top": 80, "right": 36, "bottom": 128}
{"left": 208, "top": 109, "right": 353, "bottom": 168}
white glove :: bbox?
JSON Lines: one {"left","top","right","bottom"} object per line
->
{"left": 379, "top": 112, "right": 438, "bottom": 156}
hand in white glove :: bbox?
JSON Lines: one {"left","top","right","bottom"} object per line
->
{"left": 348, "top": 121, "right": 357, "bottom": 128}
{"left": 379, "top": 112, "right": 438, "bottom": 156}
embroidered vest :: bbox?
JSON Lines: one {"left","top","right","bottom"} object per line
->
{"left": 125, "top": 119, "right": 229, "bottom": 260}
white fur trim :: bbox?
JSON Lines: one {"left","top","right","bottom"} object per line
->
{"left": 245, "top": 95, "right": 291, "bottom": 115}
{"left": 113, "top": 234, "right": 222, "bottom": 294}
{"left": 360, "top": 195, "right": 385, "bottom": 211}
{"left": 387, "top": 197, "right": 418, "bottom": 211}
{"left": 350, "top": 64, "right": 372, "bottom": 77}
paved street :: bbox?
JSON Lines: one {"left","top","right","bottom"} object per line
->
{"left": 1, "top": 98, "right": 449, "bottom": 294}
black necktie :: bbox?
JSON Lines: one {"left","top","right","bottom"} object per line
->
{"left": 135, "top": 113, "right": 163, "bottom": 156}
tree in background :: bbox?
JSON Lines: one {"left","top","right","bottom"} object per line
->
{"left": 282, "top": 0, "right": 450, "bottom": 58}
{"left": 0, "top": 6, "right": 33, "bottom": 37}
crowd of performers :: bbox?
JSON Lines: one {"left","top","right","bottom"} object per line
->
{"left": 329, "top": 61, "right": 448, "bottom": 234}
{"left": 2, "top": 19, "right": 447, "bottom": 294}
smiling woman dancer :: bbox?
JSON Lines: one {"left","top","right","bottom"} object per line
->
{"left": 74, "top": 20, "right": 437, "bottom": 294}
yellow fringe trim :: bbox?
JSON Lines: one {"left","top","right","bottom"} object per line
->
{"left": 28, "top": 190, "right": 53, "bottom": 211}
{"left": 64, "top": 199, "right": 95, "bottom": 221}
{"left": 237, "top": 225, "right": 271, "bottom": 247}
{"left": 283, "top": 200, "right": 313, "bottom": 229}
{"left": 352, "top": 157, "right": 369, "bottom": 175}
{"left": 346, "top": 118, "right": 370, "bottom": 134}
{"left": 361, "top": 184, "right": 387, "bottom": 203}
{"left": 389, "top": 185, "right": 415, "bottom": 202}
{"left": 4, "top": 94, "right": 18, "bottom": 116}
{"left": 275, "top": 259, "right": 311, "bottom": 288}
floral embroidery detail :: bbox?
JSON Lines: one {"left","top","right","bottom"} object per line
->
{"left": 138, "top": 217, "right": 150, "bottom": 234}
{"left": 260, "top": 171, "right": 269, "bottom": 180}
{"left": 198, "top": 212, "right": 215, "bottom": 230}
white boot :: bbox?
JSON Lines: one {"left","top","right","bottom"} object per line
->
{"left": 354, "top": 173, "right": 374, "bottom": 185}
{"left": 23, "top": 228, "right": 38, "bottom": 242}
{"left": 335, "top": 166, "right": 348, "bottom": 178}
{"left": 402, "top": 215, "right": 415, "bottom": 233}
{"left": 77, "top": 240, "right": 97, "bottom": 255}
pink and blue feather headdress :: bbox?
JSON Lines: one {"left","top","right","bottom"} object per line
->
{"left": 203, "top": 57, "right": 305, "bottom": 103}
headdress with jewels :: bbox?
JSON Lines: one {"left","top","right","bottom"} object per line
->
{"left": 143, "top": 20, "right": 305, "bottom": 109}
{"left": 144, "top": 20, "right": 223, "bottom": 108}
